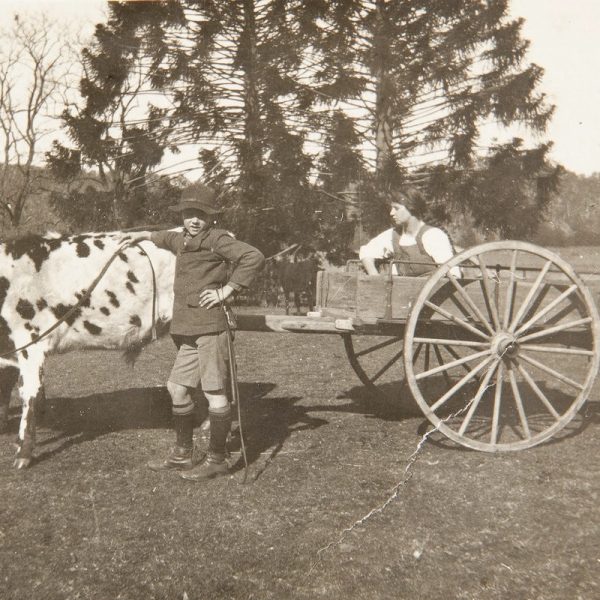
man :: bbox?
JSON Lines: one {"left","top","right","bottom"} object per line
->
{"left": 359, "top": 187, "right": 460, "bottom": 277}
{"left": 130, "top": 184, "right": 264, "bottom": 482}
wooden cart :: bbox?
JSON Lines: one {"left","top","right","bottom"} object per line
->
{"left": 236, "top": 241, "right": 600, "bottom": 452}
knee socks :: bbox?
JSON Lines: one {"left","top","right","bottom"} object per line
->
{"left": 172, "top": 401, "right": 194, "bottom": 449}
{"left": 208, "top": 404, "right": 232, "bottom": 458}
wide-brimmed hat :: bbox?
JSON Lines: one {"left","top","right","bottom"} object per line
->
{"left": 168, "top": 183, "right": 222, "bottom": 215}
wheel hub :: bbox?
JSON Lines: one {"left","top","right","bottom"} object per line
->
{"left": 492, "top": 332, "right": 519, "bottom": 358}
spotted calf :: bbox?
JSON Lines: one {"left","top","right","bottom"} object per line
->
{"left": 0, "top": 231, "right": 176, "bottom": 468}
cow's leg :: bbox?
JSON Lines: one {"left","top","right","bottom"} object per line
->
{"left": 0, "top": 364, "right": 19, "bottom": 433}
{"left": 307, "top": 288, "right": 314, "bottom": 313}
{"left": 294, "top": 292, "right": 302, "bottom": 315}
{"left": 14, "top": 348, "right": 46, "bottom": 469}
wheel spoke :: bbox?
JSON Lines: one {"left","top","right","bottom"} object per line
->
{"left": 404, "top": 240, "right": 600, "bottom": 452}
{"left": 416, "top": 349, "right": 492, "bottom": 381}
{"left": 509, "top": 260, "right": 553, "bottom": 333}
{"left": 508, "top": 363, "right": 531, "bottom": 439}
{"left": 413, "top": 337, "right": 488, "bottom": 348}
{"left": 519, "top": 344, "right": 594, "bottom": 356}
{"left": 490, "top": 361, "right": 504, "bottom": 446}
{"left": 477, "top": 254, "right": 501, "bottom": 330}
{"left": 458, "top": 358, "right": 500, "bottom": 435}
{"left": 447, "top": 272, "right": 496, "bottom": 335}
{"left": 355, "top": 336, "right": 402, "bottom": 357}
{"left": 423, "top": 300, "right": 491, "bottom": 340}
{"left": 503, "top": 250, "right": 518, "bottom": 329}
{"left": 517, "top": 352, "right": 584, "bottom": 391}
{"left": 515, "top": 362, "right": 561, "bottom": 420}
{"left": 432, "top": 345, "right": 453, "bottom": 389}
{"left": 517, "top": 317, "right": 592, "bottom": 343}
{"left": 412, "top": 342, "right": 424, "bottom": 362}
{"left": 430, "top": 355, "right": 496, "bottom": 412}
{"left": 542, "top": 301, "right": 581, "bottom": 327}
{"left": 443, "top": 344, "right": 478, "bottom": 375}
{"left": 514, "top": 284, "right": 578, "bottom": 336}
{"left": 371, "top": 347, "right": 404, "bottom": 383}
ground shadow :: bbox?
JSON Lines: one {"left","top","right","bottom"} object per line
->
{"left": 340, "top": 379, "right": 427, "bottom": 420}
{"left": 2, "top": 384, "right": 263, "bottom": 463}
{"left": 341, "top": 374, "right": 600, "bottom": 452}
{"left": 416, "top": 397, "right": 600, "bottom": 452}
{"left": 227, "top": 394, "right": 330, "bottom": 479}
{"left": 226, "top": 381, "right": 422, "bottom": 479}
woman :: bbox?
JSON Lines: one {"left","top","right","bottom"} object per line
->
{"left": 359, "top": 187, "right": 460, "bottom": 277}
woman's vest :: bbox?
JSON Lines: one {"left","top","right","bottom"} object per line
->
{"left": 391, "top": 225, "right": 437, "bottom": 276}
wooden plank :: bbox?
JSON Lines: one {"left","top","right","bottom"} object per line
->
{"left": 319, "top": 272, "right": 358, "bottom": 312}
{"left": 235, "top": 314, "right": 342, "bottom": 334}
{"left": 317, "top": 270, "right": 593, "bottom": 329}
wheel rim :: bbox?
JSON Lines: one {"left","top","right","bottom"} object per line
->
{"left": 404, "top": 241, "right": 600, "bottom": 452}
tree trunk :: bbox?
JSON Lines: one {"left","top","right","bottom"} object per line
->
{"left": 240, "top": 0, "right": 263, "bottom": 202}
{"left": 373, "top": 0, "right": 394, "bottom": 181}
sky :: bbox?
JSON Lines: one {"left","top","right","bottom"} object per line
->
{"left": 1, "top": 0, "right": 599, "bottom": 176}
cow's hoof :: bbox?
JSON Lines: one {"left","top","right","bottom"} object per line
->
{"left": 13, "top": 457, "right": 31, "bottom": 469}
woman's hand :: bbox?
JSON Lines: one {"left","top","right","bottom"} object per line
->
{"left": 198, "top": 285, "right": 234, "bottom": 309}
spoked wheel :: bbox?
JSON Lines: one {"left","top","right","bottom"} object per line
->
{"left": 343, "top": 333, "right": 406, "bottom": 401}
{"left": 404, "top": 241, "right": 600, "bottom": 451}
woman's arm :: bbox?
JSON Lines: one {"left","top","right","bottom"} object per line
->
{"left": 360, "top": 256, "right": 379, "bottom": 275}
{"left": 359, "top": 229, "right": 394, "bottom": 274}
{"left": 422, "top": 228, "right": 461, "bottom": 277}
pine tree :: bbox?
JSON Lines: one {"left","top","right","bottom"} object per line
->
{"left": 47, "top": 2, "right": 182, "bottom": 230}
{"left": 51, "top": 1, "right": 559, "bottom": 243}
{"left": 62, "top": 0, "right": 327, "bottom": 254}
{"left": 310, "top": 0, "right": 557, "bottom": 237}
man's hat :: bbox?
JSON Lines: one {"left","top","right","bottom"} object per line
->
{"left": 168, "top": 183, "right": 222, "bottom": 215}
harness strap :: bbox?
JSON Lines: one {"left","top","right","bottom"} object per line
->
{"left": 414, "top": 224, "right": 432, "bottom": 257}
{"left": 135, "top": 243, "right": 158, "bottom": 341}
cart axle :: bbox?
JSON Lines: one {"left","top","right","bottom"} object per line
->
{"left": 491, "top": 332, "right": 519, "bottom": 358}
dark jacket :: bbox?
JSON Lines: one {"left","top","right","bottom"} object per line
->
{"left": 152, "top": 227, "right": 265, "bottom": 335}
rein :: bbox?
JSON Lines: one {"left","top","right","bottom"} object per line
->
{"left": 0, "top": 240, "right": 158, "bottom": 359}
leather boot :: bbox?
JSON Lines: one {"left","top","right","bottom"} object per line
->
{"left": 147, "top": 445, "right": 194, "bottom": 471}
{"left": 179, "top": 452, "right": 229, "bottom": 481}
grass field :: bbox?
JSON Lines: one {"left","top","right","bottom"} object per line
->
{"left": 2, "top": 249, "right": 600, "bottom": 599}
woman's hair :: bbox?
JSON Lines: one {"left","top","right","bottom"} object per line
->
{"left": 388, "top": 186, "right": 425, "bottom": 216}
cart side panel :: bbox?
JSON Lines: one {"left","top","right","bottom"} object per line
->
{"left": 317, "top": 270, "right": 594, "bottom": 333}
{"left": 316, "top": 271, "right": 358, "bottom": 318}
{"left": 356, "top": 275, "right": 426, "bottom": 320}
{"left": 317, "top": 271, "right": 427, "bottom": 320}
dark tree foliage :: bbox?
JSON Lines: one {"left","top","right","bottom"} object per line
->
{"left": 310, "top": 0, "right": 556, "bottom": 238}
{"left": 76, "top": 0, "right": 328, "bottom": 256}
{"left": 47, "top": 176, "right": 181, "bottom": 233}
{"left": 315, "top": 111, "right": 369, "bottom": 263}
{"left": 460, "top": 139, "right": 561, "bottom": 238}
{"left": 47, "top": 2, "right": 184, "bottom": 230}
{"left": 49, "top": 0, "right": 559, "bottom": 248}
{"left": 534, "top": 170, "right": 600, "bottom": 246}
